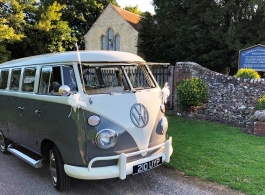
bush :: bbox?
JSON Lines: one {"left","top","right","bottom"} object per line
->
{"left": 235, "top": 68, "right": 260, "bottom": 79}
{"left": 177, "top": 77, "right": 208, "bottom": 110}
{"left": 256, "top": 95, "right": 265, "bottom": 110}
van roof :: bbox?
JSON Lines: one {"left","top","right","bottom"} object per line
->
{"left": 0, "top": 51, "right": 146, "bottom": 67}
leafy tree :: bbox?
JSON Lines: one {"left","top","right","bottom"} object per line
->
{"left": 138, "top": 12, "right": 160, "bottom": 62}
{"left": 221, "top": 0, "right": 265, "bottom": 73}
{"left": 141, "top": 0, "right": 227, "bottom": 69}
{"left": 40, "top": 0, "right": 118, "bottom": 48}
{"left": 124, "top": 5, "right": 142, "bottom": 15}
{"left": 0, "top": 44, "right": 9, "bottom": 63}
{"left": 4, "top": 0, "right": 77, "bottom": 60}
{"left": 0, "top": 0, "right": 27, "bottom": 62}
{"left": 0, "top": 19, "right": 25, "bottom": 42}
{"left": 139, "top": 0, "right": 265, "bottom": 74}
{"left": 1, "top": 0, "right": 117, "bottom": 61}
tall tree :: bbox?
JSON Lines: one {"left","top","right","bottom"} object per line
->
{"left": 40, "top": 0, "right": 118, "bottom": 48}
{"left": 4, "top": 0, "right": 76, "bottom": 60}
{"left": 138, "top": 12, "right": 165, "bottom": 62}
{"left": 2, "top": 0, "right": 117, "bottom": 61}
{"left": 221, "top": 0, "right": 265, "bottom": 72}
{"left": 139, "top": 0, "right": 265, "bottom": 74}
{"left": 0, "top": 0, "right": 27, "bottom": 62}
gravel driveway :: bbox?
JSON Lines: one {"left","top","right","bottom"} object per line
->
{"left": 0, "top": 152, "right": 244, "bottom": 195}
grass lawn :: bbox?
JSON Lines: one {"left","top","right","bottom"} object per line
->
{"left": 166, "top": 115, "right": 265, "bottom": 195}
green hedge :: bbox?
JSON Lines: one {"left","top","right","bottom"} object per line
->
{"left": 177, "top": 77, "right": 208, "bottom": 110}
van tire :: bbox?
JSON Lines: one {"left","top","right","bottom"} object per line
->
{"left": 0, "top": 131, "right": 10, "bottom": 154}
{"left": 49, "top": 145, "right": 71, "bottom": 191}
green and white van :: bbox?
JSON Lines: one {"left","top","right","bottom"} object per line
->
{"left": 0, "top": 51, "right": 173, "bottom": 191}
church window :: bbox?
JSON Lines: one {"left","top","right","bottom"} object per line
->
{"left": 101, "top": 29, "right": 120, "bottom": 51}
{"left": 108, "top": 29, "right": 114, "bottom": 50}
{"left": 101, "top": 36, "right": 107, "bottom": 50}
{"left": 115, "top": 35, "right": 120, "bottom": 51}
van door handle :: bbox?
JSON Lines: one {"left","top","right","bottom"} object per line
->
{"left": 18, "top": 106, "right": 24, "bottom": 110}
{"left": 35, "top": 109, "right": 42, "bottom": 116}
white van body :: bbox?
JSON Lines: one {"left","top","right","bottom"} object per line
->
{"left": 0, "top": 51, "right": 173, "bottom": 191}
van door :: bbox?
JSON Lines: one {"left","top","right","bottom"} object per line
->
{"left": 0, "top": 70, "right": 10, "bottom": 138}
{"left": 19, "top": 67, "right": 38, "bottom": 150}
{"left": 8, "top": 68, "right": 22, "bottom": 143}
{"left": 18, "top": 66, "right": 63, "bottom": 152}
{"left": 32, "top": 65, "right": 83, "bottom": 163}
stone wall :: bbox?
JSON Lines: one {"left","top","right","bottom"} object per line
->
{"left": 173, "top": 62, "right": 265, "bottom": 133}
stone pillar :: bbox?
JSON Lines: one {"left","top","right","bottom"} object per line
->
{"left": 253, "top": 122, "right": 265, "bottom": 136}
{"left": 173, "top": 64, "right": 192, "bottom": 112}
{"left": 174, "top": 66, "right": 192, "bottom": 84}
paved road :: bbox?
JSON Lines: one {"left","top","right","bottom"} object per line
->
{"left": 0, "top": 152, "right": 244, "bottom": 195}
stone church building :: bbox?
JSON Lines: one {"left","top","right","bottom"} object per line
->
{"left": 84, "top": 4, "right": 141, "bottom": 55}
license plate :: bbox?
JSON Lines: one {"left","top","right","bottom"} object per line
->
{"left": 133, "top": 156, "right": 162, "bottom": 174}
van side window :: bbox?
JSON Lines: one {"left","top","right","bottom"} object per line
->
{"left": 22, "top": 68, "right": 36, "bottom": 92}
{"left": 0, "top": 70, "right": 9, "bottom": 90}
{"left": 38, "top": 66, "right": 62, "bottom": 94}
{"left": 62, "top": 66, "right": 77, "bottom": 91}
{"left": 10, "top": 69, "right": 21, "bottom": 91}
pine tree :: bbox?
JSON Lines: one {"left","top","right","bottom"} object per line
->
{"left": 139, "top": 0, "right": 265, "bottom": 74}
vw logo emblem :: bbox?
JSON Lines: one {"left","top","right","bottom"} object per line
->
{"left": 130, "top": 103, "right": 149, "bottom": 128}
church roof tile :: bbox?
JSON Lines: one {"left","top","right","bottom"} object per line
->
{"left": 112, "top": 5, "right": 141, "bottom": 31}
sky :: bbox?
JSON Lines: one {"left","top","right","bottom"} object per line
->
{"left": 116, "top": 0, "right": 155, "bottom": 14}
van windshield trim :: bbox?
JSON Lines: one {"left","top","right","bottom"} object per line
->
{"left": 81, "top": 62, "right": 144, "bottom": 67}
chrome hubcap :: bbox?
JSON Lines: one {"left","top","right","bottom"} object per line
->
{"left": 0, "top": 132, "right": 5, "bottom": 151}
{"left": 49, "top": 151, "right": 57, "bottom": 186}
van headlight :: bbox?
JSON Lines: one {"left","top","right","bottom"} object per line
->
{"left": 95, "top": 129, "right": 118, "bottom": 149}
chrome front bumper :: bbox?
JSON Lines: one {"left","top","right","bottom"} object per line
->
{"left": 64, "top": 137, "right": 173, "bottom": 180}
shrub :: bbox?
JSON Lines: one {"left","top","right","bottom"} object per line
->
{"left": 235, "top": 68, "right": 260, "bottom": 79}
{"left": 177, "top": 77, "right": 208, "bottom": 110}
{"left": 256, "top": 95, "right": 265, "bottom": 110}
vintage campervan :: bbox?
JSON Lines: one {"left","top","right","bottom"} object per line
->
{"left": 0, "top": 51, "right": 173, "bottom": 191}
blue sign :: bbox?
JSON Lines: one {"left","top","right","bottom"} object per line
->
{"left": 239, "top": 44, "right": 265, "bottom": 70}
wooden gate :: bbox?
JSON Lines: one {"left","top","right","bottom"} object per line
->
{"left": 148, "top": 64, "right": 174, "bottom": 110}
{"left": 149, "top": 64, "right": 170, "bottom": 88}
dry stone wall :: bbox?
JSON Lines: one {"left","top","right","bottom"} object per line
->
{"left": 173, "top": 62, "right": 265, "bottom": 133}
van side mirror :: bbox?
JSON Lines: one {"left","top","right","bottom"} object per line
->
{"left": 59, "top": 85, "right": 71, "bottom": 96}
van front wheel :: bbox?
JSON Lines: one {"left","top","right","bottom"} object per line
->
{"left": 49, "top": 145, "right": 71, "bottom": 191}
{"left": 0, "top": 131, "right": 10, "bottom": 154}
